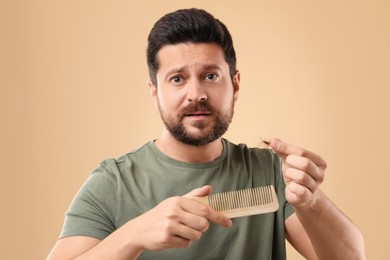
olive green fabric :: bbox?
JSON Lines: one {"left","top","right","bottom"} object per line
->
{"left": 60, "top": 139, "right": 294, "bottom": 259}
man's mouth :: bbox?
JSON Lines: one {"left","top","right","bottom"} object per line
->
{"left": 185, "top": 112, "right": 212, "bottom": 117}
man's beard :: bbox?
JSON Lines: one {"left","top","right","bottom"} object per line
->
{"left": 158, "top": 100, "right": 234, "bottom": 146}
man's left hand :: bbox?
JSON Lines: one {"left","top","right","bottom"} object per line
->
{"left": 268, "top": 138, "right": 327, "bottom": 208}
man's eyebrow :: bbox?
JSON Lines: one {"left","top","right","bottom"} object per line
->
{"left": 201, "top": 64, "right": 222, "bottom": 71}
{"left": 166, "top": 66, "right": 186, "bottom": 77}
{"left": 163, "top": 66, "right": 186, "bottom": 82}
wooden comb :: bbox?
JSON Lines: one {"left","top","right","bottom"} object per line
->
{"left": 191, "top": 185, "right": 279, "bottom": 218}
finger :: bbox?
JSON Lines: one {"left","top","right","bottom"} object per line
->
{"left": 178, "top": 210, "right": 210, "bottom": 232}
{"left": 284, "top": 167, "right": 318, "bottom": 192}
{"left": 172, "top": 222, "right": 203, "bottom": 241}
{"left": 181, "top": 199, "right": 232, "bottom": 228}
{"left": 270, "top": 138, "right": 327, "bottom": 169}
{"left": 285, "top": 182, "right": 312, "bottom": 206}
{"left": 204, "top": 209, "right": 233, "bottom": 228}
{"left": 160, "top": 233, "right": 192, "bottom": 249}
{"left": 183, "top": 186, "right": 232, "bottom": 228}
{"left": 281, "top": 162, "right": 292, "bottom": 183}
{"left": 286, "top": 155, "right": 325, "bottom": 183}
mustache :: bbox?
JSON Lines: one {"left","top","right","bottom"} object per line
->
{"left": 178, "top": 102, "right": 215, "bottom": 119}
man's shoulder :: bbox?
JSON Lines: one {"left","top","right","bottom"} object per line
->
{"left": 114, "top": 141, "right": 152, "bottom": 163}
{"left": 99, "top": 141, "right": 151, "bottom": 164}
{"left": 90, "top": 141, "right": 153, "bottom": 178}
{"left": 224, "top": 138, "right": 276, "bottom": 159}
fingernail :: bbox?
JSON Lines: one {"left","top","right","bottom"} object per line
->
{"left": 274, "top": 140, "right": 282, "bottom": 151}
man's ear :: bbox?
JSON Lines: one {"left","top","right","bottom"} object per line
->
{"left": 232, "top": 70, "right": 240, "bottom": 101}
{"left": 148, "top": 80, "right": 158, "bottom": 106}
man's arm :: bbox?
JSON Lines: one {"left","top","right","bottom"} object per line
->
{"left": 269, "top": 138, "right": 366, "bottom": 260}
{"left": 285, "top": 191, "right": 365, "bottom": 260}
{"left": 285, "top": 213, "right": 318, "bottom": 260}
{"left": 46, "top": 237, "right": 103, "bottom": 260}
{"left": 46, "top": 186, "right": 232, "bottom": 260}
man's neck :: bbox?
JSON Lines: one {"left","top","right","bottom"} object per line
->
{"left": 155, "top": 131, "right": 224, "bottom": 163}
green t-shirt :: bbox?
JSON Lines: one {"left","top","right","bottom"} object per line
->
{"left": 60, "top": 139, "right": 294, "bottom": 259}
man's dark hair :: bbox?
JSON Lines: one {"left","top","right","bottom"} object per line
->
{"left": 146, "top": 8, "right": 237, "bottom": 84}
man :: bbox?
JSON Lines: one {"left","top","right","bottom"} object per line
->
{"left": 47, "top": 8, "right": 365, "bottom": 259}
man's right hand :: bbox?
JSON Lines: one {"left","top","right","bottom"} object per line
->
{"left": 129, "top": 185, "right": 233, "bottom": 251}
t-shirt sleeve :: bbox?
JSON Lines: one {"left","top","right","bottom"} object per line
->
{"left": 59, "top": 162, "right": 117, "bottom": 240}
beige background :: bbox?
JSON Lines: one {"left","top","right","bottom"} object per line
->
{"left": 1, "top": 0, "right": 389, "bottom": 259}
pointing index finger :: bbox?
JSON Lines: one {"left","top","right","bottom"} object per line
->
{"left": 184, "top": 197, "right": 232, "bottom": 228}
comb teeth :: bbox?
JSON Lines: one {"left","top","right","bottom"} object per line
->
{"left": 191, "top": 185, "right": 279, "bottom": 218}
{"left": 208, "top": 185, "right": 274, "bottom": 211}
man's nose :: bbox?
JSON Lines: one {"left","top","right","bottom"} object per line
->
{"left": 186, "top": 80, "right": 207, "bottom": 102}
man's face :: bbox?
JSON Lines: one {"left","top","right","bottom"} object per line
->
{"left": 149, "top": 43, "right": 240, "bottom": 146}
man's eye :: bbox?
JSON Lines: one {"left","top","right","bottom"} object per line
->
{"left": 170, "top": 76, "right": 182, "bottom": 84}
{"left": 205, "top": 73, "right": 218, "bottom": 80}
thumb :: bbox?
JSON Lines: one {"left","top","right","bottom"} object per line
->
{"left": 184, "top": 185, "right": 212, "bottom": 198}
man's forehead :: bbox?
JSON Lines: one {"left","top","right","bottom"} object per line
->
{"left": 156, "top": 42, "right": 227, "bottom": 72}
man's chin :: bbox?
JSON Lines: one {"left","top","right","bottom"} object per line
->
{"left": 179, "top": 138, "right": 216, "bottom": 147}
{"left": 175, "top": 131, "right": 219, "bottom": 146}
